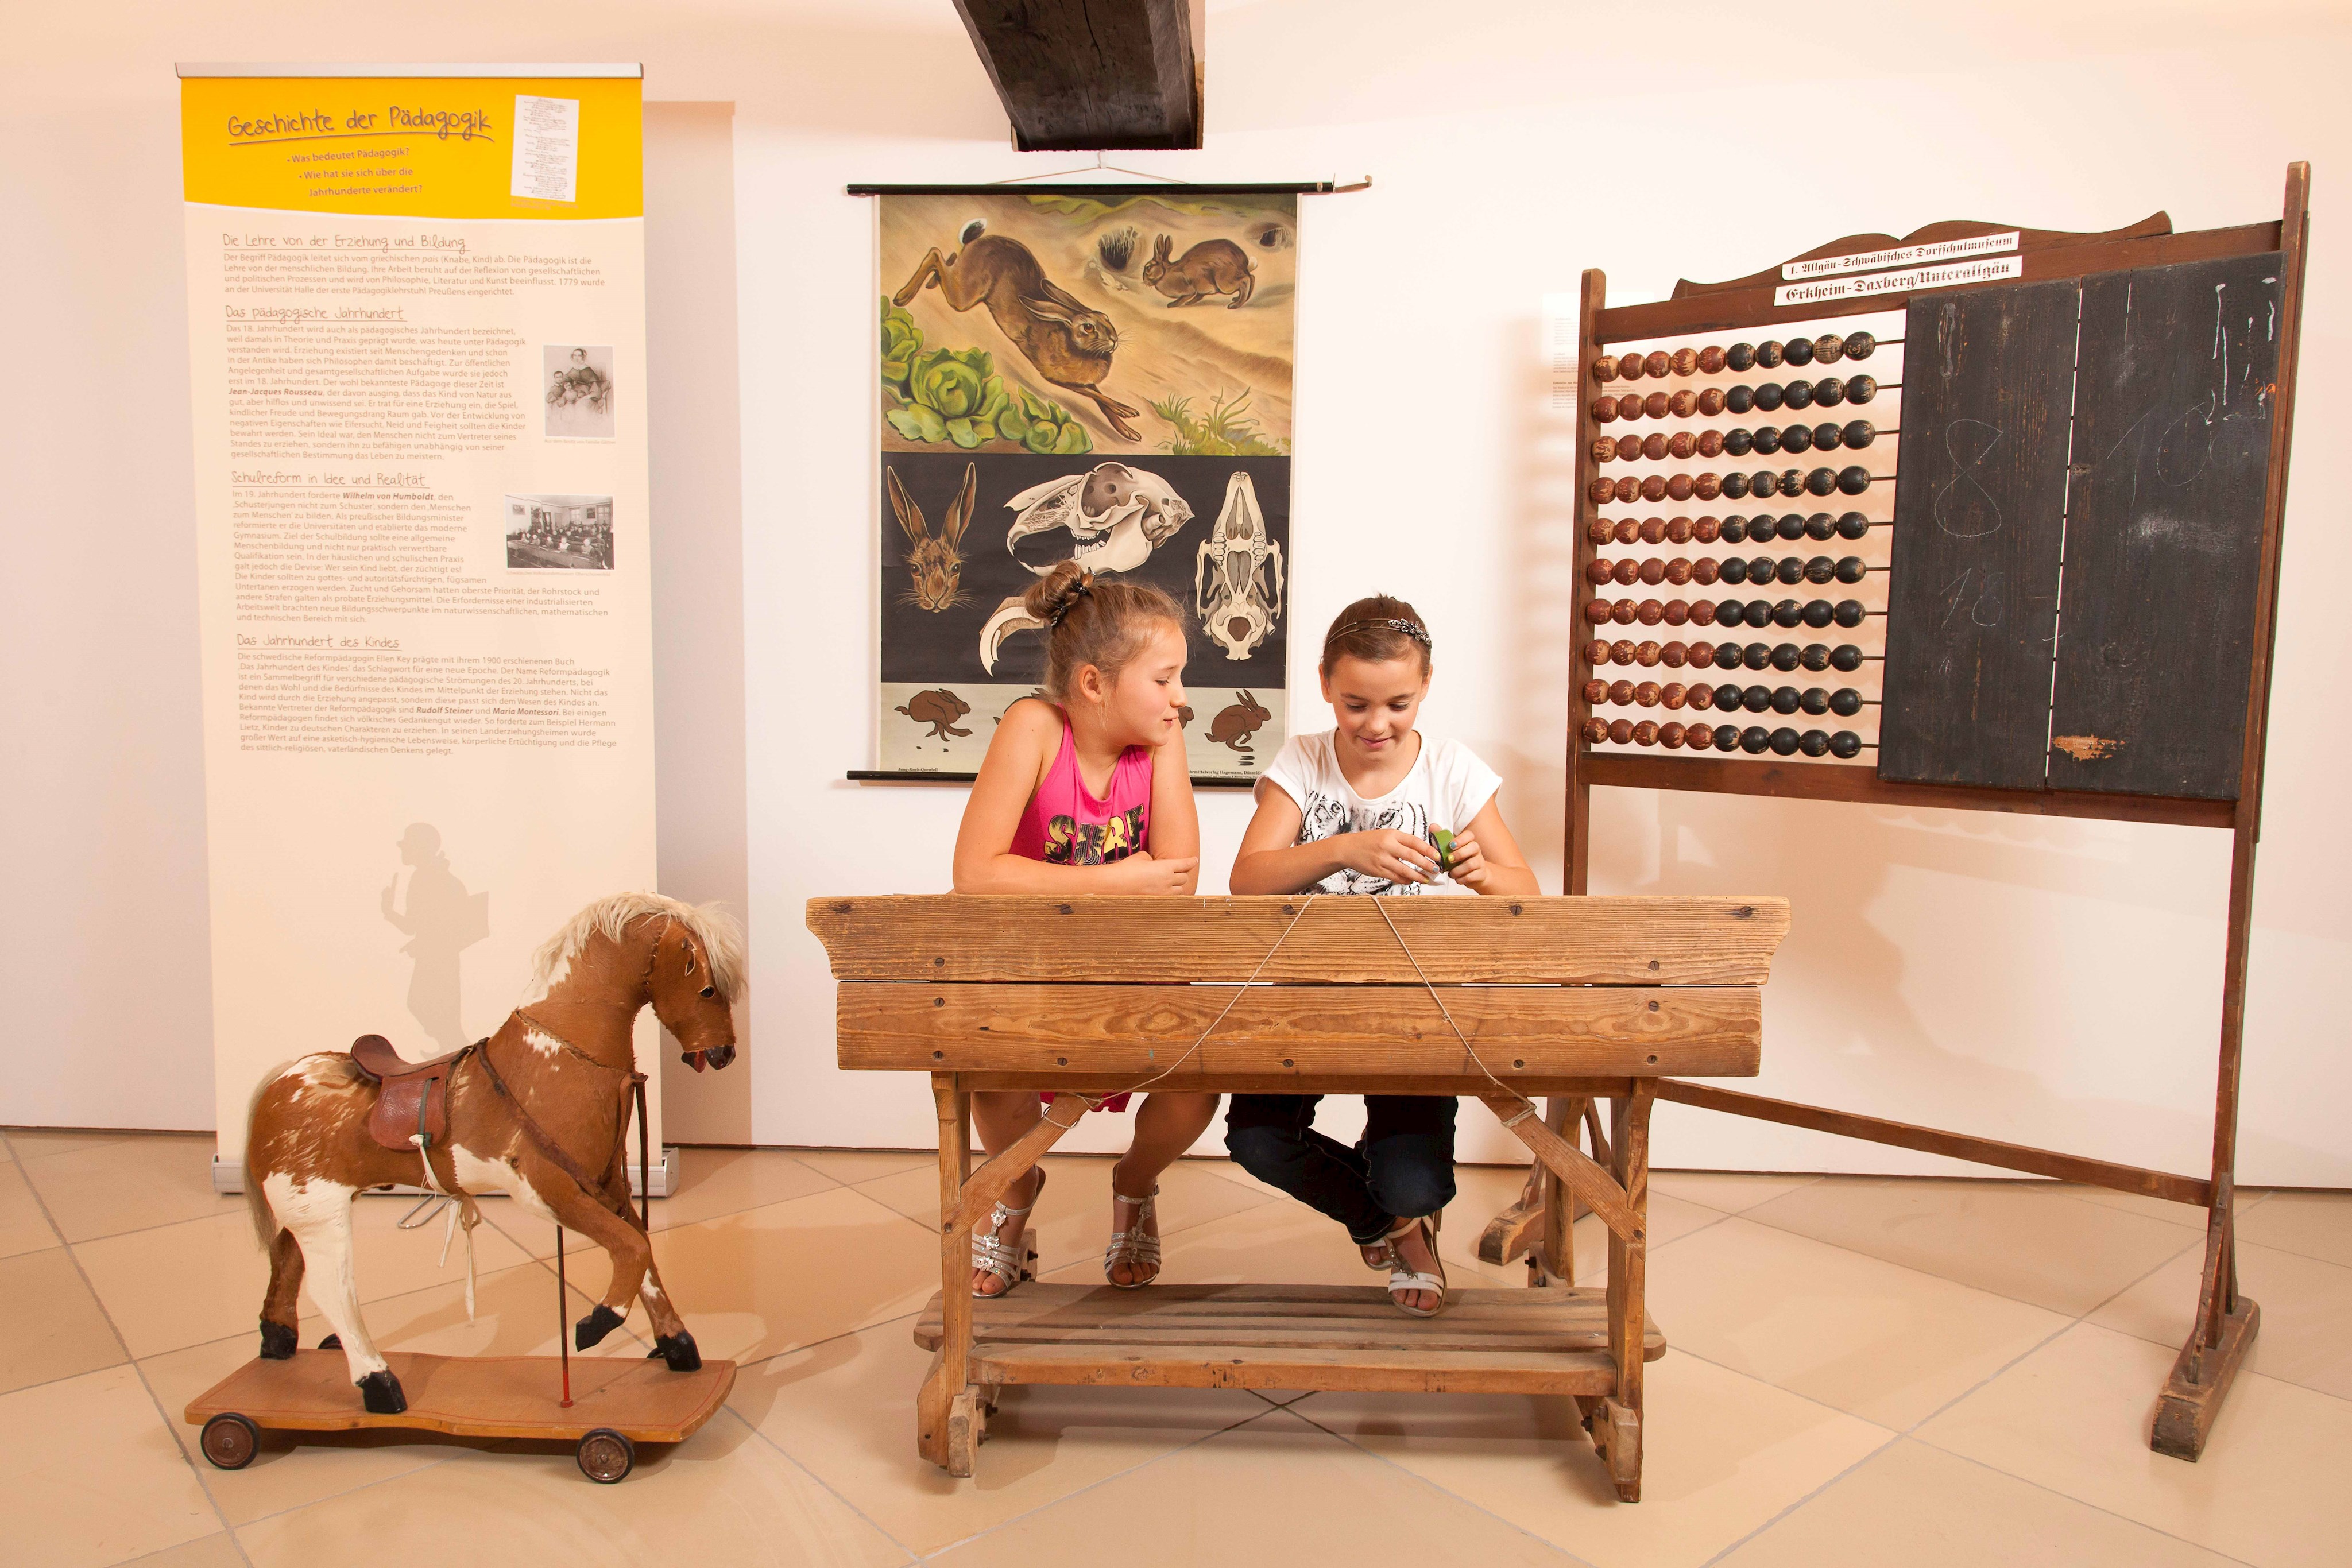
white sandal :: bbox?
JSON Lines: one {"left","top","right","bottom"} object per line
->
{"left": 971, "top": 1170, "right": 1045, "bottom": 1299}
{"left": 1381, "top": 1215, "right": 1447, "bottom": 1318}
{"left": 1103, "top": 1186, "right": 1162, "bottom": 1288}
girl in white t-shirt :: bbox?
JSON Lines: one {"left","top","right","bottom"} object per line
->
{"left": 1227, "top": 595, "right": 1539, "bottom": 1315}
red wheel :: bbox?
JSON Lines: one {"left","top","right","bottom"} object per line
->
{"left": 577, "top": 1427, "right": 635, "bottom": 1484}
{"left": 200, "top": 1412, "right": 259, "bottom": 1470}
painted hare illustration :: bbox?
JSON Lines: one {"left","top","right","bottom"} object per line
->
{"left": 891, "top": 462, "right": 976, "bottom": 613}
{"left": 1143, "top": 235, "right": 1256, "bottom": 308}
{"left": 894, "top": 222, "right": 1142, "bottom": 442}
{"left": 1207, "top": 691, "right": 1272, "bottom": 753}
{"left": 896, "top": 688, "right": 974, "bottom": 741}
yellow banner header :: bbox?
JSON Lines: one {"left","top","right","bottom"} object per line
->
{"left": 181, "top": 75, "right": 641, "bottom": 219}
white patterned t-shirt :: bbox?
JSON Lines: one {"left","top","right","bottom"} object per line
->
{"left": 1260, "top": 729, "right": 1502, "bottom": 896}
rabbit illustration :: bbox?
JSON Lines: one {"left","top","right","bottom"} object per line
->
{"left": 1142, "top": 235, "right": 1255, "bottom": 309}
{"left": 889, "top": 462, "right": 975, "bottom": 613}
{"left": 1206, "top": 691, "right": 1272, "bottom": 753}
{"left": 895, "top": 688, "right": 973, "bottom": 741}
{"left": 893, "top": 222, "right": 1141, "bottom": 442}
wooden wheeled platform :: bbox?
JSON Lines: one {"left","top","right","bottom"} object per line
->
{"left": 809, "top": 892, "right": 1789, "bottom": 1501}
{"left": 184, "top": 1349, "right": 737, "bottom": 1484}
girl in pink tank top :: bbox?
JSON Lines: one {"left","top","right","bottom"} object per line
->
{"left": 951, "top": 563, "right": 1206, "bottom": 1299}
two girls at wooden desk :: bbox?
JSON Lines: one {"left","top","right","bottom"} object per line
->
{"left": 1228, "top": 598, "right": 1539, "bottom": 1315}
{"left": 951, "top": 563, "right": 1204, "bottom": 1298}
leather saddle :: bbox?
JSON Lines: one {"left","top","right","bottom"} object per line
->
{"left": 348, "top": 1033, "right": 471, "bottom": 1156}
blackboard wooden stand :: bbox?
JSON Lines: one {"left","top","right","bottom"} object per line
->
{"left": 1485, "top": 163, "right": 2310, "bottom": 1461}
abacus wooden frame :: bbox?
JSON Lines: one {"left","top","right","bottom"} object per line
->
{"left": 1526, "top": 162, "right": 2310, "bottom": 1464}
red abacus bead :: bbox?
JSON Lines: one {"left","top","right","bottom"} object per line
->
{"left": 1583, "top": 679, "right": 1610, "bottom": 704}
{"left": 1697, "top": 386, "right": 1727, "bottom": 416}
{"left": 1581, "top": 716, "right": 1610, "bottom": 744}
{"left": 1661, "top": 599, "right": 1690, "bottom": 625}
{"left": 1618, "top": 353, "right": 1645, "bottom": 382}
{"left": 1633, "top": 720, "right": 1661, "bottom": 746}
{"left": 1612, "top": 393, "right": 1640, "bottom": 420}
{"left": 1643, "top": 391, "right": 1670, "bottom": 419}
{"left": 1661, "top": 682, "right": 1688, "bottom": 709}
{"left": 1670, "top": 347, "right": 1699, "bottom": 376}
{"left": 1693, "top": 557, "right": 1721, "bottom": 585}
{"left": 1585, "top": 559, "right": 1615, "bottom": 585}
{"left": 1637, "top": 516, "right": 1663, "bottom": 544}
{"left": 1608, "top": 679, "right": 1636, "bottom": 705}
{"left": 1615, "top": 434, "right": 1642, "bottom": 461}
{"left": 1583, "top": 598, "right": 1613, "bottom": 625}
{"left": 1660, "top": 721, "right": 1687, "bottom": 748}
{"left": 1610, "top": 638, "right": 1637, "bottom": 664}
{"left": 1697, "top": 345, "right": 1726, "bottom": 374}
{"left": 1635, "top": 640, "right": 1662, "bottom": 666}
{"left": 1588, "top": 477, "right": 1616, "bottom": 503}
{"left": 1661, "top": 641, "right": 1689, "bottom": 668}
{"left": 1686, "top": 722, "right": 1714, "bottom": 750}
{"left": 1591, "top": 396, "right": 1618, "bottom": 424}
{"left": 1665, "top": 557, "right": 1693, "bottom": 585}
{"left": 1587, "top": 518, "right": 1614, "bottom": 544}
{"left": 1688, "top": 641, "right": 1716, "bottom": 668}
{"left": 1693, "top": 472, "right": 1723, "bottom": 500}
{"left": 1697, "top": 429, "right": 1723, "bottom": 458}
{"left": 1614, "top": 476, "right": 1639, "bottom": 502}
{"left": 1639, "top": 475, "right": 1668, "bottom": 501}
{"left": 1668, "top": 431, "right": 1697, "bottom": 459}
{"left": 1670, "top": 389, "right": 1697, "bottom": 418}
{"left": 1613, "top": 518, "right": 1641, "bottom": 544}
{"left": 1608, "top": 718, "right": 1635, "bottom": 744}
{"left": 1591, "top": 436, "right": 1619, "bottom": 463}
{"left": 1611, "top": 557, "right": 1639, "bottom": 586}
{"left": 1643, "top": 350, "right": 1670, "bottom": 377}
{"left": 1641, "top": 432, "right": 1668, "bottom": 462}
{"left": 1611, "top": 599, "right": 1639, "bottom": 625}
{"left": 1592, "top": 354, "right": 1619, "bottom": 383}
{"left": 1666, "top": 516, "right": 1693, "bottom": 543}
{"left": 1583, "top": 638, "right": 1611, "bottom": 667}
{"left": 1689, "top": 684, "right": 1716, "bottom": 711}
{"left": 1638, "top": 557, "right": 1666, "bottom": 586}
{"left": 1666, "top": 474, "right": 1696, "bottom": 501}
{"left": 1635, "top": 682, "right": 1662, "bottom": 707}
{"left": 1693, "top": 515, "right": 1722, "bottom": 543}
{"left": 1690, "top": 599, "right": 1719, "bottom": 625}
{"left": 1636, "top": 599, "right": 1665, "bottom": 625}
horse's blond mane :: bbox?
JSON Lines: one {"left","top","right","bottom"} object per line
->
{"left": 528, "top": 893, "right": 747, "bottom": 1004}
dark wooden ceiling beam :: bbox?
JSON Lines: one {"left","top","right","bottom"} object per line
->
{"left": 951, "top": 0, "right": 1201, "bottom": 151}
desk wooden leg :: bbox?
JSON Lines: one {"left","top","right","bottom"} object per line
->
{"left": 918, "top": 1075, "right": 972, "bottom": 1472}
{"left": 2154, "top": 1175, "right": 2261, "bottom": 1460}
{"left": 1599, "top": 1083, "right": 1654, "bottom": 1503}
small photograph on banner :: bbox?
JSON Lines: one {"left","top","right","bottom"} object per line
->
{"left": 544, "top": 344, "right": 616, "bottom": 438}
{"left": 505, "top": 493, "right": 616, "bottom": 570}
{"left": 511, "top": 93, "right": 581, "bottom": 203}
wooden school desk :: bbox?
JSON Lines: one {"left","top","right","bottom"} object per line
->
{"left": 806, "top": 893, "right": 1788, "bottom": 1501}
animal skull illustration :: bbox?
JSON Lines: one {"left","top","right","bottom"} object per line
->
{"left": 1196, "top": 470, "right": 1285, "bottom": 661}
{"left": 1003, "top": 462, "right": 1192, "bottom": 576}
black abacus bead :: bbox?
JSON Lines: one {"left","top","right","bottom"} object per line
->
{"left": 1717, "top": 599, "right": 1745, "bottom": 625}
{"left": 1778, "top": 424, "right": 1811, "bottom": 454}
{"left": 1720, "top": 517, "right": 1750, "bottom": 544}
{"left": 1770, "top": 599, "right": 1802, "bottom": 628}
{"left": 1800, "top": 643, "right": 1831, "bottom": 671}
{"left": 1805, "top": 512, "right": 1835, "bottom": 541}
{"left": 1800, "top": 729, "right": 1832, "bottom": 757}
{"left": 1813, "top": 421, "right": 1842, "bottom": 451}
{"left": 1784, "top": 379, "right": 1816, "bottom": 410}
{"left": 1720, "top": 557, "right": 1749, "bottom": 585}
{"left": 1724, "top": 428, "right": 1755, "bottom": 457}
{"left": 1770, "top": 643, "right": 1802, "bottom": 672}
{"left": 1830, "top": 688, "right": 1864, "bottom": 717}
{"left": 1800, "top": 687, "right": 1829, "bottom": 715}
{"left": 1843, "top": 331, "right": 1875, "bottom": 360}
{"left": 1834, "top": 599, "right": 1866, "bottom": 628}
{"left": 1726, "top": 385, "right": 1756, "bottom": 413}
{"left": 1770, "top": 727, "right": 1802, "bottom": 756}
{"left": 1805, "top": 467, "right": 1838, "bottom": 497}
{"left": 1754, "top": 426, "right": 1784, "bottom": 455}
{"left": 1775, "top": 557, "right": 1806, "bottom": 586}
{"left": 1745, "top": 598, "right": 1774, "bottom": 625}
{"left": 1776, "top": 513, "right": 1807, "bottom": 541}
{"left": 1714, "top": 683, "right": 1746, "bottom": 710}
{"left": 1743, "top": 642, "right": 1773, "bottom": 671}
{"left": 1722, "top": 472, "right": 1751, "bottom": 500}
{"left": 1715, "top": 640, "right": 1745, "bottom": 668}
{"left": 1754, "top": 382, "right": 1785, "bottom": 412}
{"left": 1770, "top": 686, "right": 1801, "bottom": 715}
{"left": 1742, "top": 684, "right": 1773, "bottom": 713}
{"left": 1755, "top": 340, "right": 1784, "bottom": 369}
{"left": 1782, "top": 336, "right": 1816, "bottom": 367}
{"left": 1740, "top": 726, "right": 1773, "bottom": 754}
{"left": 1727, "top": 342, "right": 1757, "bottom": 371}
{"left": 1836, "top": 511, "right": 1871, "bottom": 540}
{"left": 1801, "top": 599, "right": 1835, "bottom": 629}
{"left": 1750, "top": 470, "right": 1780, "bottom": 497}
{"left": 1715, "top": 723, "right": 1743, "bottom": 750}
{"left": 1803, "top": 556, "right": 1835, "bottom": 584}
{"left": 1744, "top": 555, "right": 1772, "bottom": 582}
{"left": 1829, "top": 730, "right": 1863, "bottom": 759}
{"left": 1835, "top": 556, "right": 1867, "bottom": 584}
{"left": 1813, "top": 376, "right": 1846, "bottom": 407}
{"left": 1837, "top": 466, "right": 1873, "bottom": 496}
{"left": 1845, "top": 374, "right": 1877, "bottom": 404}
{"left": 1843, "top": 420, "right": 1875, "bottom": 449}
{"left": 1831, "top": 644, "right": 1864, "bottom": 672}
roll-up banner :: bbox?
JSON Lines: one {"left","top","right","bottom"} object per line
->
{"left": 177, "top": 65, "right": 664, "bottom": 1188}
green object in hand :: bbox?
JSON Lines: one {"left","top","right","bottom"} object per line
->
{"left": 1431, "top": 828, "right": 1456, "bottom": 875}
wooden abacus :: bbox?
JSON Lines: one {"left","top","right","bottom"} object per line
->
{"left": 1487, "top": 163, "right": 2310, "bottom": 1460}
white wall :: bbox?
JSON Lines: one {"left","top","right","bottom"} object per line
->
{"left": 7, "top": 1, "right": 2349, "bottom": 1187}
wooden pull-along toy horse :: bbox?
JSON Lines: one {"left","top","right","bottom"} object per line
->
{"left": 241, "top": 892, "right": 745, "bottom": 1414}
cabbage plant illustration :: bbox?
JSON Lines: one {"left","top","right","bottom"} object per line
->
{"left": 880, "top": 297, "right": 1092, "bottom": 454}
{"left": 996, "top": 387, "right": 1094, "bottom": 455}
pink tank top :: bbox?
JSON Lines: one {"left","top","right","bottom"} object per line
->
{"left": 1011, "top": 715, "right": 1154, "bottom": 866}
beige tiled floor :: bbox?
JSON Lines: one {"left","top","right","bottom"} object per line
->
{"left": 4, "top": 1129, "right": 2345, "bottom": 1566}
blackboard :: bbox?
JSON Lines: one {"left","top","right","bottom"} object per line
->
{"left": 2047, "top": 255, "right": 2282, "bottom": 800}
{"left": 1879, "top": 278, "right": 2080, "bottom": 789}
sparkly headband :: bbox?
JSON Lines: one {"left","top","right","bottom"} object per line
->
{"left": 1046, "top": 580, "right": 1093, "bottom": 628}
{"left": 1334, "top": 616, "right": 1432, "bottom": 648}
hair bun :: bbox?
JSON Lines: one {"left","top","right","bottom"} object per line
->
{"left": 1022, "top": 561, "right": 1096, "bottom": 626}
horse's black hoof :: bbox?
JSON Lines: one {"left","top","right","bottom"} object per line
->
{"left": 357, "top": 1369, "right": 407, "bottom": 1414}
{"left": 649, "top": 1331, "right": 702, "bottom": 1372}
{"left": 575, "top": 1303, "right": 625, "bottom": 1350}
{"left": 258, "top": 1320, "right": 296, "bottom": 1360}
{"left": 318, "top": 1333, "right": 342, "bottom": 1350}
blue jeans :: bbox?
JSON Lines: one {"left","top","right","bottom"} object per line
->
{"left": 1224, "top": 1094, "right": 1457, "bottom": 1246}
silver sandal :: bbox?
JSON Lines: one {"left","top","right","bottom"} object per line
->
{"left": 971, "top": 1170, "right": 1045, "bottom": 1299}
{"left": 1103, "top": 1186, "right": 1162, "bottom": 1288}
